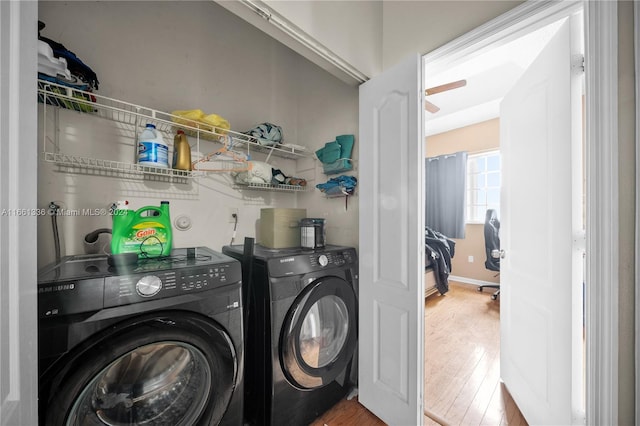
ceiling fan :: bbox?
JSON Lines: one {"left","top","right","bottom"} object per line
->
{"left": 424, "top": 79, "right": 467, "bottom": 113}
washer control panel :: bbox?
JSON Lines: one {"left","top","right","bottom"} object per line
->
{"left": 38, "top": 247, "right": 241, "bottom": 317}
{"left": 136, "top": 275, "right": 163, "bottom": 297}
{"left": 104, "top": 263, "right": 238, "bottom": 308}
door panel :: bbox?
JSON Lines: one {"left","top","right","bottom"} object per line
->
{"left": 359, "top": 54, "right": 424, "bottom": 425}
{"left": 500, "top": 17, "right": 582, "bottom": 425}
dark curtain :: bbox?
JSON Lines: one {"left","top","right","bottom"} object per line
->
{"left": 425, "top": 151, "right": 467, "bottom": 239}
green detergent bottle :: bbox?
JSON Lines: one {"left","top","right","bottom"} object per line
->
{"left": 111, "top": 201, "right": 172, "bottom": 258}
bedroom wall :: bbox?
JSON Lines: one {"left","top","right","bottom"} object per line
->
{"left": 426, "top": 118, "right": 500, "bottom": 284}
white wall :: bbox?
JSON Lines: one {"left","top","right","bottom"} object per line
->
{"left": 381, "top": 1, "right": 524, "bottom": 70}
{"left": 264, "top": 0, "right": 382, "bottom": 78}
{"left": 245, "top": 1, "right": 518, "bottom": 80}
{"left": 37, "top": 1, "right": 358, "bottom": 267}
{"left": 216, "top": 1, "right": 519, "bottom": 80}
{"left": 215, "top": 0, "right": 382, "bottom": 84}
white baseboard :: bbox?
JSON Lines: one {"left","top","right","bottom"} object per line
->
{"left": 449, "top": 275, "right": 499, "bottom": 289}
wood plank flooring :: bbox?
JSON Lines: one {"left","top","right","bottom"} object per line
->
{"left": 312, "top": 282, "right": 528, "bottom": 426}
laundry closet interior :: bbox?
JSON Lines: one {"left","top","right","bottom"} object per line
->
{"left": 37, "top": 1, "right": 359, "bottom": 265}
{"left": 36, "top": 1, "right": 360, "bottom": 425}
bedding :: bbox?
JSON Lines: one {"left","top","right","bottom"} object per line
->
{"left": 425, "top": 226, "right": 456, "bottom": 295}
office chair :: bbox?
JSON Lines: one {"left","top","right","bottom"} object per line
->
{"left": 477, "top": 209, "right": 500, "bottom": 300}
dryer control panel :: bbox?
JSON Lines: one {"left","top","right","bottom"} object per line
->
{"left": 309, "top": 250, "right": 356, "bottom": 268}
{"left": 267, "top": 248, "right": 357, "bottom": 277}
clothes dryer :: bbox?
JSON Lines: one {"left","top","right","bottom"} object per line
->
{"left": 222, "top": 244, "right": 358, "bottom": 426}
{"left": 38, "top": 247, "right": 243, "bottom": 426}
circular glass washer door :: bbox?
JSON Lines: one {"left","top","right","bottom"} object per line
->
{"left": 68, "top": 341, "right": 210, "bottom": 425}
{"left": 45, "top": 315, "right": 237, "bottom": 426}
{"left": 280, "top": 276, "right": 357, "bottom": 389}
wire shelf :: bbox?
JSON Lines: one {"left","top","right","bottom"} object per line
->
{"left": 233, "top": 182, "right": 308, "bottom": 192}
{"left": 43, "top": 152, "right": 204, "bottom": 182}
{"left": 322, "top": 186, "right": 356, "bottom": 198}
{"left": 193, "top": 160, "right": 250, "bottom": 173}
{"left": 38, "top": 79, "right": 311, "bottom": 160}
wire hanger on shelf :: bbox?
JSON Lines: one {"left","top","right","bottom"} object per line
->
{"left": 192, "top": 135, "right": 253, "bottom": 173}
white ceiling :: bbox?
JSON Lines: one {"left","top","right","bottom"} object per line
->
{"left": 424, "top": 20, "right": 564, "bottom": 136}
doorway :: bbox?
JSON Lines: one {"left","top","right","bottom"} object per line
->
{"left": 422, "top": 9, "right": 585, "bottom": 425}
{"left": 358, "top": 1, "right": 617, "bottom": 425}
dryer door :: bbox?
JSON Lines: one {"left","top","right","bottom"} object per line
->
{"left": 44, "top": 314, "right": 237, "bottom": 426}
{"left": 280, "top": 276, "right": 357, "bottom": 389}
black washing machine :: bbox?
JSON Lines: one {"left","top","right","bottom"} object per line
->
{"left": 222, "top": 244, "right": 358, "bottom": 426}
{"left": 38, "top": 247, "right": 243, "bottom": 426}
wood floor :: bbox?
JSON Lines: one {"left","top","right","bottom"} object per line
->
{"left": 312, "top": 282, "right": 528, "bottom": 426}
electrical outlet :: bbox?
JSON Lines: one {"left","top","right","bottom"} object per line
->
{"left": 228, "top": 207, "right": 239, "bottom": 223}
{"left": 468, "top": 255, "right": 474, "bottom": 263}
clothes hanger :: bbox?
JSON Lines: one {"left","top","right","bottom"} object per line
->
{"left": 192, "top": 135, "right": 253, "bottom": 172}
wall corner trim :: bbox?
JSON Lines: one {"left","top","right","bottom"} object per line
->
{"left": 585, "top": 0, "right": 619, "bottom": 424}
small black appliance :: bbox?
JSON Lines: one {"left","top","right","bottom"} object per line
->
{"left": 222, "top": 244, "right": 358, "bottom": 426}
{"left": 38, "top": 247, "right": 243, "bottom": 426}
{"left": 299, "top": 218, "right": 326, "bottom": 249}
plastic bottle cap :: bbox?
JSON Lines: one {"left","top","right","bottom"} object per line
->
{"left": 146, "top": 123, "right": 156, "bottom": 129}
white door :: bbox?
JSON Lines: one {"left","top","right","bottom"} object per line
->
{"left": 0, "top": 1, "right": 39, "bottom": 425}
{"left": 500, "top": 16, "right": 583, "bottom": 425}
{"left": 358, "top": 54, "right": 425, "bottom": 425}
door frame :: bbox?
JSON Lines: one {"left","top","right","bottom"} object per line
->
{"left": 635, "top": 1, "right": 640, "bottom": 421}
{"left": 0, "top": 1, "right": 39, "bottom": 424}
{"left": 422, "top": 1, "right": 618, "bottom": 424}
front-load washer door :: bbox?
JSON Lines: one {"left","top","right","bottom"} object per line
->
{"left": 280, "top": 276, "right": 357, "bottom": 389}
{"left": 44, "top": 314, "right": 237, "bottom": 426}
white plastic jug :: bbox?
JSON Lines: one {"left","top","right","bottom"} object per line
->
{"left": 137, "top": 123, "right": 169, "bottom": 168}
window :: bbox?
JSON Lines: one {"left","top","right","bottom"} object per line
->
{"left": 466, "top": 150, "right": 500, "bottom": 223}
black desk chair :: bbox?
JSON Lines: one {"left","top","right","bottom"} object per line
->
{"left": 477, "top": 209, "right": 500, "bottom": 300}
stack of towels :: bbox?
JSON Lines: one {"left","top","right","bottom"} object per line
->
{"left": 315, "top": 134, "right": 356, "bottom": 196}
{"left": 315, "top": 134, "right": 354, "bottom": 175}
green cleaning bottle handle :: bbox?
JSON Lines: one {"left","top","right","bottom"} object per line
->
{"left": 135, "top": 207, "right": 163, "bottom": 218}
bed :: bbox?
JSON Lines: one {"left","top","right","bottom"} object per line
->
{"left": 424, "top": 227, "right": 456, "bottom": 297}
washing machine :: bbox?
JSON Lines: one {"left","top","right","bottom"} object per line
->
{"left": 222, "top": 244, "right": 358, "bottom": 426}
{"left": 37, "top": 247, "right": 243, "bottom": 426}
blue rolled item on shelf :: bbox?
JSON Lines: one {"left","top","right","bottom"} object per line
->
{"left": 316, "top": 175, "right": 358, "bottom": 196}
